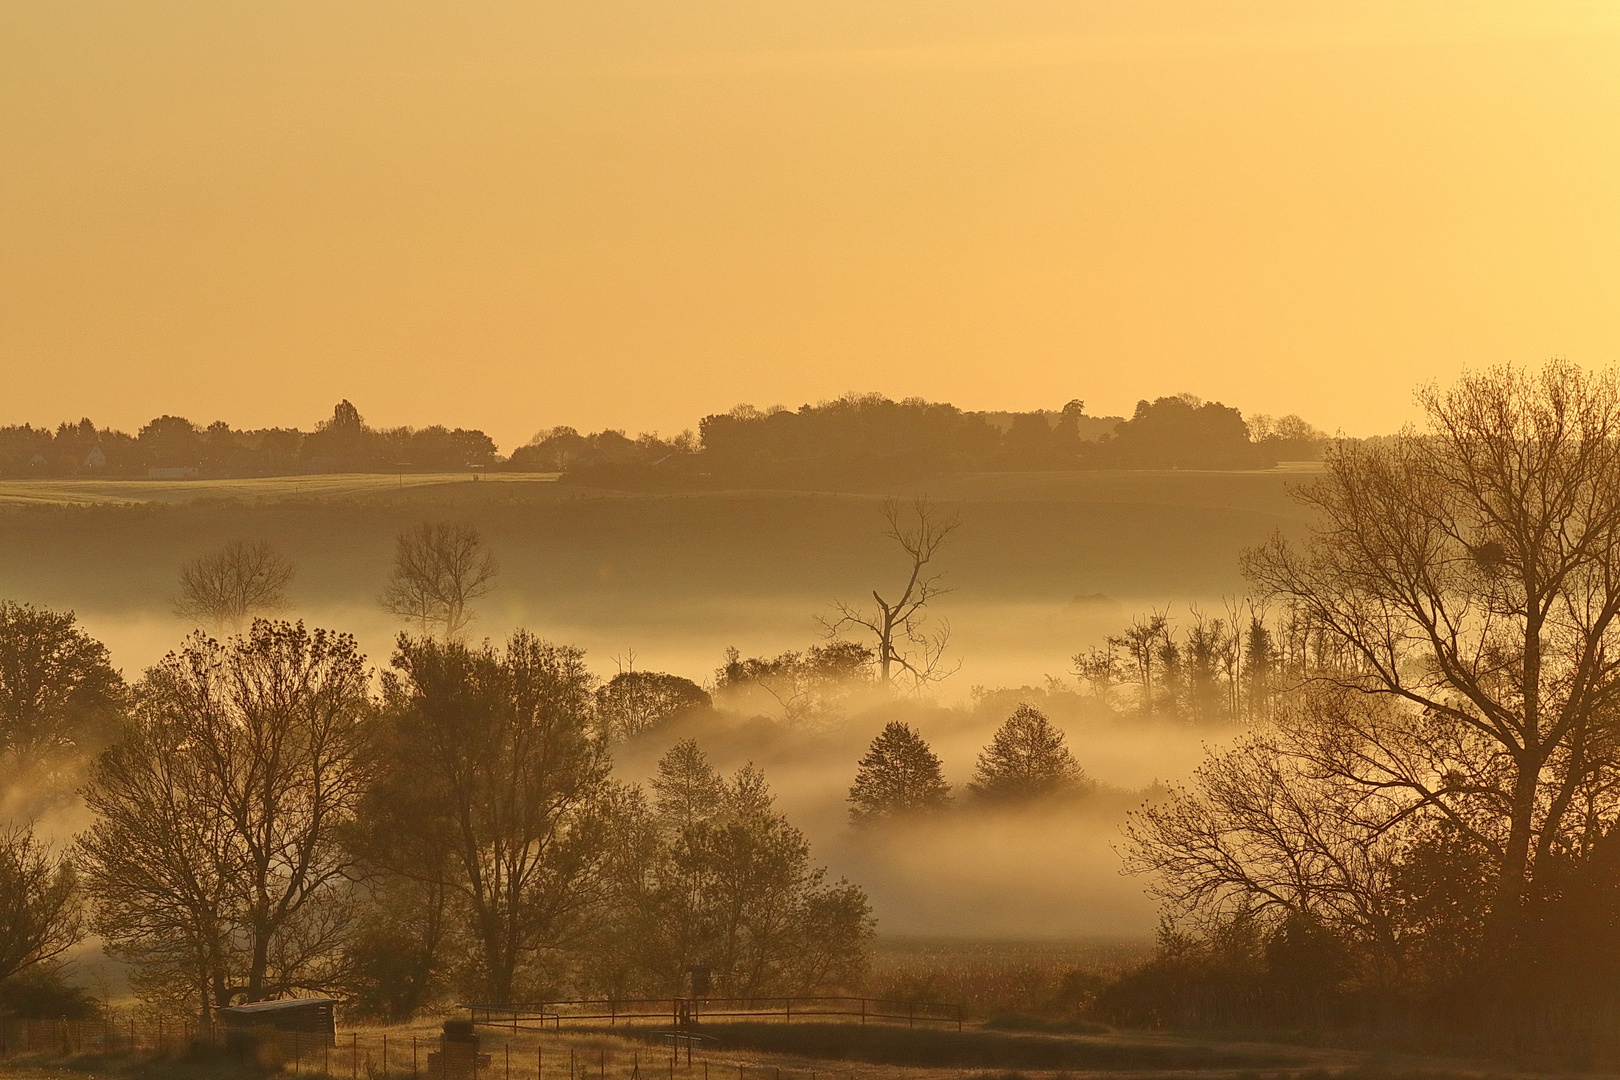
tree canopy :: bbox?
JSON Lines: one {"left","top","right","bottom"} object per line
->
{"left": 969, "top": 704, "right": 1088, "bottom": 803}
{"left": 848, "top": 722, "right": 952, "bottom": 825}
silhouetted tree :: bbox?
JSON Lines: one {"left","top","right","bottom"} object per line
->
{"left": 172, "top": 539, "right": 296, "bottom": 633}
{"left": 1238, "top": 362, "right": 1620, "bottom": 944}
{"left": 713, "top": 641, "right": 873, "bottom": 727}
{"left": 374, "top": 632, "right": 611, "bottom": 1002}
{"left": 595, "top": 669, "right": 711, "bottom": 743}
{"left": 825, "top": 497, "right": 960, "bottom": 690}
{"left": 81, "top": 622, "right": 371, "bottom": 1014}
{"left": 0, "top": 827, "right": 84, "bottom": 986}
{"left": 137, "top": 415, "right": 201, "bottom": 469}
{"left": 379, "top": 522, "right": 498, "bottom": 641}
{"left": 1105, "top": 394, "right": 1265, "bottom": 469}
{"left": 0, "top": 602, "right": 125, "bottom": 800}
{"left": 970, "top": 704, "right": 1086, "bottom": 803}
{"left": 1110, "top": 612, "right": 1169, "bottom": 715}
{"left": 847, "top": 722, "right": 951, "bottom": 825}
{"left": 650, "top": 739, "right": 726, "bottom": 829}
{"left": 609, "top": 742, "right": 873, "bottom": 997}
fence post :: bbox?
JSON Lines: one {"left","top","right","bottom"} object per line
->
{"left": 506, "top": 1040, "right": 511, "bottom": 1080}
{"left": 384, "top": 1033, "right": 388, "bottom": 1077}
{"left": 352, "top": 1031, "right": 358, "bottom": 1080}
{"left": 413, "top": 1035, "right": 418, "bottom": 1079}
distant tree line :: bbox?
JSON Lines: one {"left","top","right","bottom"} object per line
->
{"left": 0, "top": 392, "right": 1327, "bottom": 482}
{"left": 0, "top": 401, "right": 498, "bottom": 479}
{"left": 556, "top": 393, "right": 1327, "bottom": 488}
{"left": 1069, "top": 599, "right": 1348, "bottom": 726}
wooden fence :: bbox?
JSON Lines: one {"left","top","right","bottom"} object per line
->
{"left": 464, "top": 997, "right": 963, "bottom": 1032}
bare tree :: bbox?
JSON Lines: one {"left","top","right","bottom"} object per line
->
{"left": 823, "top": 497, "right": 960, "bottom": 690}
{"left": 80, "top": 622, "right": 371, "bottom": 1012}
{"left": 1124, "top": 687, "right": 1408, "bottom": 965}
{"left": 379, "top": 522, "right": 498, "bottom": 641}
{"left": 173, "top": 540, "right": 296, "bottom": 633}
{"left": 1109, "top": 610, "right": 1169, "bottom": 714}
{"left": 0, "top": 826, "right": 84, "bottom": 984}
{"left": 1233, "top": 361, "right": 1620, "bottom": 943}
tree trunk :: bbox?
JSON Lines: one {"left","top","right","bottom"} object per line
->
{"left": 1492, "top": 756, "right": 1542, "bottom": 944}
{"left": 247, "top": 926, "right": 271, "bottom": 1001}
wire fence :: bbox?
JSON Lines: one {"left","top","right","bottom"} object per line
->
{"left": 0, "top": 1017, "right": 862, "bottom": 1080}
{"left": 464, "top": 997, "right": 962, "bottom": 1032}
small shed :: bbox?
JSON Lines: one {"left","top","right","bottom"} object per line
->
{"left": 219, "top": 998, "right": 337, "bottom": 1046}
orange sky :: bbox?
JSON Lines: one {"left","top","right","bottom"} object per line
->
{"left": 4, "top": 1, "right": 1620, "bottom": 452}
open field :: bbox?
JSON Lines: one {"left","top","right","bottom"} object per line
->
{"left": 0, "top": 473, "right": 560, "bottom": 508}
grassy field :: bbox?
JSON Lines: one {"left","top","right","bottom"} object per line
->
{"left": 866, "top": 937, "right": 1153, "bottom": 1017}
{"left": 0, "top": 473, "right": 563, "bottom": 507}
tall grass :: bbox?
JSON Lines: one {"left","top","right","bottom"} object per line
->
{"left": 866, "top": 937, "right": 1150, "bottom": 1019}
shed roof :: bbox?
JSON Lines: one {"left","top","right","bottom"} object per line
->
{"left": 220, "top": 998, "right": 338, "bottom": 1016}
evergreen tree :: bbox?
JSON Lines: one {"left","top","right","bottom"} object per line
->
{"left": 970, "top": 704, "right": 1086, "bottom": 803}
{"left": 847, "top": 722, "right": 952, "bottom": 825}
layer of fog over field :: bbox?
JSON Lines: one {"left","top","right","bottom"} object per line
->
{"left": 0, "top": 467, "right": 1317, "bottom": 942}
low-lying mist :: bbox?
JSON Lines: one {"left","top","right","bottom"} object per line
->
{"left": 612, "top": 689, "right": 1226, "bottom": 941}
{"left": 56, "top": 597, "right": 1233, "bottom": 945}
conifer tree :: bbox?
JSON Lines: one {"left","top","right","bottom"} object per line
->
{"left": 847, "top": 722, "right": 952, "bottom": 825}
{"left": 970, "top": 704, "right": 1086, "bottom": 803}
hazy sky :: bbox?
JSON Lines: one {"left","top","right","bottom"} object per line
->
{"left": 5, "top": 1, "right": 1620, "bottom": 452}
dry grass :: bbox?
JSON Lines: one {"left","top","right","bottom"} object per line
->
{"left": 866, "top": 936, "right": 1150, "bottom": 1019}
